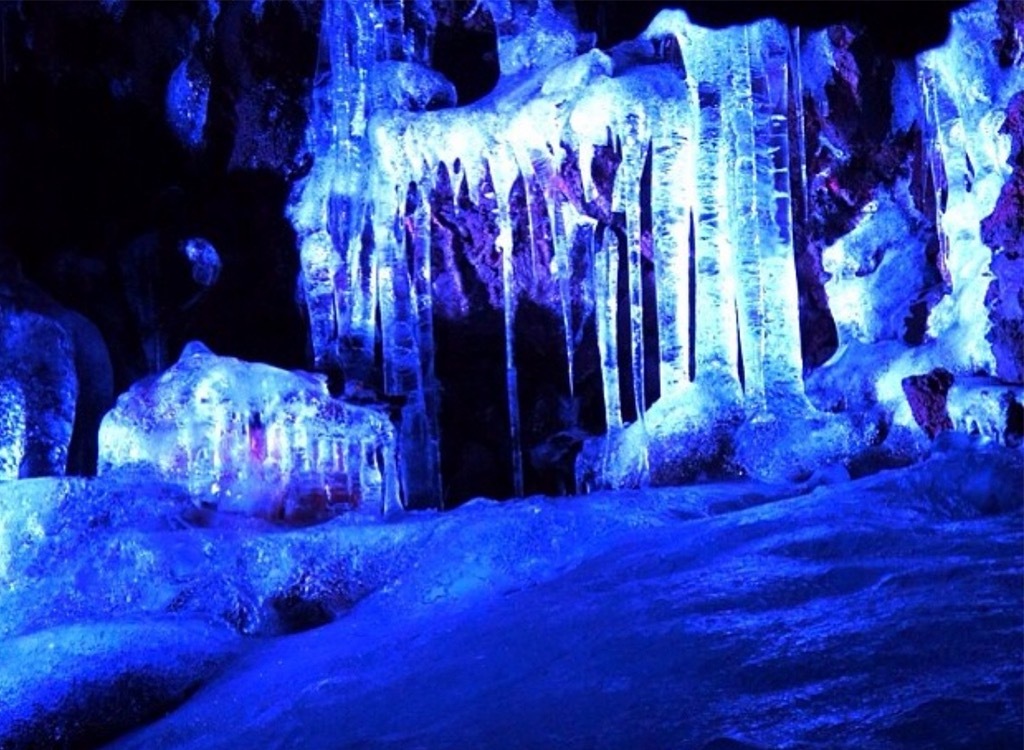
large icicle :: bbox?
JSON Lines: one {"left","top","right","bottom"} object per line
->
{"left": 401, "top": 173, "right": 443, "bottom": 508}
{"left": 748, "top": 21, "right": 805, "bottom": 403}
{"left": 727, "top": 27, "right": 766, "bottom": 407}
{"left": 549, "top": 189, "right": 577, "bottom": 396}
{"left": 692, "top": 76, "right": 740, "bottom": 392}
{"left": 593, "top": 221, "right": 623, "bottom": 433}
{"left": 650, "top": 90, "right": 695, "bottom": 397}
{"left": 489, "top": 151, "right": 525, "bottom": 497}
{"left": 612, "top": 113, "right": 649, "bottom": 426}
{"left": 289, "top": 0, "right": 385, "bottom": 377}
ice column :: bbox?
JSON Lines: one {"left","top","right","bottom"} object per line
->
{"left": 693, "top": 76, "right": 740, "bottom": 391}
{"left": 490, "top": 153, "right": 525, "bottom": 498}
{"left": 725, "top": 28, "right": 765, "bottom": 404}
{"left": 651, "top": 92, "right": 695, "bottom": 395}
{"left": 748, "top": 21, "right": 804, "bottom": 404}
{"left": 593, "top": 222, "right": 623, "bottom": 433}
{"left": 290, "top": 0, "right": 388, "bottom": 378}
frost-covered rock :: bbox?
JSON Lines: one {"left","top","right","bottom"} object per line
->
{"left": 1, "top": 259, "right": 114, "bottom": 477}
{"left": 368, "top": 61, "right": 457, "bottom": 111}
{"left": 98, "top": 342, "right": 402, "bottom": 521}
{"left": 0, "top": 303, "right": 77, "bottom": 479}
{"left": 0, "top": 380, "right": 25, "bottom": 481}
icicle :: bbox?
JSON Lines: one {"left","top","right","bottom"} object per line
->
{"left": 485, "top": 147, "right": 525, "bottom": 497}
{"left": 788, "top": 26, "right": 809, "bottom": 232}
{"left": 593, "top": 222, "right": 623, "bottom": 432}
{"left": 651, "top": 92, "right": 695, "bottom": 397}
{"left": 496, "top": 196, "right": 524, "bottom": 497}
{"left": 693, "top": 79, "right": 740, "bottom": 390}
{"left": 611, "top": 116, "right": 648, "bottom": 427}
{"left": 727, "top": 28, "right": 766, "bottom": 407}
{"left": 749, "top": 21, "right": 804, "bottom": 401}
{"left": 403, "top": 173, "right": 443, "bottom": 508}
{"left": 520, "top": 173, "right": 539, "bottom": 286}
{"left": 547, "top": 184, "right": 577, "bottom": 397}
{"left": 578, "top": 142, "right": 597, "bottom": 205}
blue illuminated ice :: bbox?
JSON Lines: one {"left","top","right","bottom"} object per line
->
{"left": 288, "top": 0, "right": 1021, "bottom": 496}
{"left": 0, "top": 380, "right": 25, "bottom": 481}
{"left": 180, "top": 237, "right": 221, "bottom": 287}
{"left": 166, "top": 57, "right": 209, "bottom": 150}
{"left": 0, "top": 305, "right": 77, "bottom": 480}
{"left": 809, "top": 0, "right": 1024, "bottom": 441}
{"left": 98, "top": 342, "right": 401, "bottom": 520}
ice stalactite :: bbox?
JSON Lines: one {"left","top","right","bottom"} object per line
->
{"left": 594, "top": 221, "right": 623, "bottom": 435}
{"left": 540, "top": 157, "right": 578, "bottom": 396}
{"left": 496, "top": 188, "right": 524, "bottom": 497}
{"left": 290, "top": 0, "right": 389, "bottom": 379}
{"left": 611, "top": 113, "right": 649, "bottom": 436}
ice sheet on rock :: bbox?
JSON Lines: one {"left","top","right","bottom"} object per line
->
{"left": 98, "top": 342, "right": 401, "bottom": 520}
{"left": 823, "top": 190, "right": 933, "bottom": 345}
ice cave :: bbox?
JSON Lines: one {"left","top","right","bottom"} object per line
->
{"left": 0, "top": 0, "right": 1022, "bottom": 747}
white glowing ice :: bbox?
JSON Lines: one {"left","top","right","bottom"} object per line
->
{"left": 98, "top": 342, "right": 401, "bottom": 519}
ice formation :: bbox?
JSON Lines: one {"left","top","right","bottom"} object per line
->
{"left": 166, "top": 57, "right": 210, "bottom": 150}
{"left": 180, "top": 237, "right": 221, "bottom": 287}
{"left": 0, "top": 297, "right": 78, "bottom": 480}
{"left": 98, "top": 342, "right": 401, "bottom": 520}
{"left": 814, "top": 1, "right": 1023, "bottom": 440}
{"left": 289, "top": 0, "right": 1022, "bottom": 500}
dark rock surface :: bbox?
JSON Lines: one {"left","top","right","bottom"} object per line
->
{"left": 902, "top": 368, "right": 956, "bottom": 438}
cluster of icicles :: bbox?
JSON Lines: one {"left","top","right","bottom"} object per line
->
{"left": 293, "top": 6, "right": 814, "bottom": 502}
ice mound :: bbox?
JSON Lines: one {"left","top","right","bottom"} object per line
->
{"left": 97, "top": 342, "right": 401, "bottom": 521}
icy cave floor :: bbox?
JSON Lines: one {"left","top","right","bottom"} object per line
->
{"left": 2, "top": 444, "right": 1022, "bottom": 750}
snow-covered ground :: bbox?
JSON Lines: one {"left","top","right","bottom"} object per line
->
{"left": 2, "top": 443, "right": 1021, "bottom": 749}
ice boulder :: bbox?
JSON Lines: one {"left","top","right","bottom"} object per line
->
{"left": 98, "top": 342, "right": 402, "bottom": 521}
